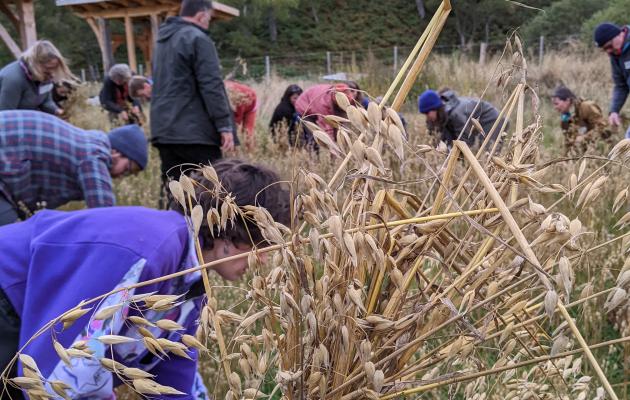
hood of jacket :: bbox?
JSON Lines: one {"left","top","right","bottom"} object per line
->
{"left": 157, "top": 16, "right": 207, "bottom": 42}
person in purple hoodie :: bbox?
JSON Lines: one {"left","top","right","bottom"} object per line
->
{"left": 0, "top": 159, "right": 291, "bottom": 400}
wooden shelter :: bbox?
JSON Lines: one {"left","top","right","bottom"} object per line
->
{"left": 56, "top": 0, "right": 239, "bottom": 74}
{"left": 0, "top": 0, "right": 37, "bottom": 58}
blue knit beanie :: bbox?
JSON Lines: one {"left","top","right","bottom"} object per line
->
{"left": 594, "top": 23, "right": 621, "bottom": 47}
{"left": 108, "top": 124, "right": 148, "bottom": 170}
{"left": 418, "top": 90, "right": 443, "bottom": 113}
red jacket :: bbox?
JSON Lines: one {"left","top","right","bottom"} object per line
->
{"left": 295, "top": 84, "right": 340, "bottom": 139}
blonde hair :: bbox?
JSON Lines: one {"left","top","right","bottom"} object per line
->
{"left": 21, "top": 40, "right": 75, "bottom": 82}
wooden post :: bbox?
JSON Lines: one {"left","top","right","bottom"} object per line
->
{"left": 148, "top": 14, "right": 160, "bottom": 76}
{"left": 538, "top": 35, "right": 544, "bottom": 65}
{"left": 97, "top": 18, "right": 114, "bottom": 74}
{"left": 18, "top": 0, "right": 37, "bottom": 50}
{"left": 393, "top": 46, "right": 399, "bottom": 74}
{"left": 124, "top": 15, "right": 137, "bottom": 73}
{"left": 265, "top": 55, "right": 270, "bottom": 82}
{"left": 479, "top": 42, "right": 487, "bottom": 65}
{"left": 326, "top": 51, "right": 331, "bottom": 74}
{"left": 0, "top": 21, "right": 22, "bottom": 58}
{"left": 81, "top": 68, "right": 86, "bottom": 82}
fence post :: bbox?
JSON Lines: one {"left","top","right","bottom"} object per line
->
{"left": 393, "top": 46, "right": 398, "bottom": 75}
{"left": 81, "top": 68, "right": 86, "bottom": 82}
{"left": 479, "top": 42, "right": 487, "bottom": 65}
{"left": 265, "top": 55, "right": 271, "bottom": 82}
{"left": 539, "top": 36, "right": 544, "bottom": 65}
{"left": 326, "top": 51, "right": 332, "bottom": 74}
{"left": 139, "top": 64, "right": 144, "bottom": 76}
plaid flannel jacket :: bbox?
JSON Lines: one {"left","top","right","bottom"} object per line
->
{"left": 0, "top": 110, "right": 115, "bottom": 212}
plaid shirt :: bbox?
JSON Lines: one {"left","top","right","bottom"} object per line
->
{"left": 0, "top": 110, "right": 115, "bottom": 212}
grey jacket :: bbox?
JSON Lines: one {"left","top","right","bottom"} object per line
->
{"left": 609, "top": 26, "right": 630, "bottom": 114}
{"left": 439, "top": 90, "right": 503, "bottom": 147}
{"left": 150, "top": 17, "right": 234, "bottom": 147}
{"left": 0, "top": 60, "right": 59, "bottom": 114}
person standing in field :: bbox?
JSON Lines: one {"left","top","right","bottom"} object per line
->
{"left": 0, "top": 40, "right": 74, "bottom": 116}
{"left": 99, "top": 64, "right": 143, "bottom": 126}
{"left": 593, "top": 22, "right": 630, "bottom": 136}
{"left": 269, "top": 84, "right": 303, "bottom": 147}
{"left": 151, "top": 0, "right": 235, "bottom": 181}
{"left": 551, "top": 86, "right": 615, "bottom": 155}
{"left": 418, "top": 88, "right": 505, "bottom": 150}
{"left": 0, "top": 159, "right": 290, "bottom": 400}
{"left": 0, "top": 110, "right": 148, "bottom": 226}
{"left": 224, "top": 80, "right": 257, "bottom": 151}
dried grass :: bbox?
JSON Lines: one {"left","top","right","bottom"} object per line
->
{"left": 2, "top": 3, "right": 630, "bottom": 399}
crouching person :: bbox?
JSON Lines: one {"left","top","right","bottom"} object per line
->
{"left": 418, "top": 89, "right": 506, "bottom": 151}
{"left": 0, "top": 110, "right": 148, "bottom": 226}
{"left": 551, "top": 86, "right": 615, "bottom": 155}
{"left": 0, "top": 159, "right": 291, "bottom": 399}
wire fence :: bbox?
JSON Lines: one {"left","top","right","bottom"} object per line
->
{"left": 79, "top": 34, "right": 586, "bottom": 82}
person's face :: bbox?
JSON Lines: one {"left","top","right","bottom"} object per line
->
{"left": 203, "top": 239, "right": 255, "bottom": 281}
{"left": 41, "top": 58, "right": 59, "bottom": 81}
{"left": 602, "top": 32, "right": 625, "bottom": 55}
{"left": 425, "top": 110, "right": 438, "bottom": 122}
{"left": 136, "top": 83, "right": 152, "bottom": 101}
{"left": 110, "top": 150, "right": 141, "bottom": 178}
{"left": 552, "top": 97, "right": 572, "bottom": 114}
{"left": 290, "top": 93, "right": 300, "bottom": 106}
{"left": 141, "top": 83, "right": 152, "bottom": 99}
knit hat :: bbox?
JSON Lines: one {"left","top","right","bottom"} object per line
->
{"left": 418, "top": 90, "right": 443, "bottom": 113}
{"left": 594, "top": 23, "right": 621, "bottom": 47}
{"left": 108, "top": 124, "right": 148, "bottom": 170}
{"left": 552, "top": 86, "right": 575, "bottom": 100}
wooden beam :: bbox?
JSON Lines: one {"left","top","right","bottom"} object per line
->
{"left": 76, "top": 4, "right": 177, "bottom": 19}
{"left": 124, "top": 15, "right": 137, "bottom": 72}
{"left": 18, "top": 0, "right": 37, "bottom": 49}
{"left": 0, "top": 2, "right": 20, "bottom": 30}
{"left": 98, "top": 17, "right": 114, "bottom": 74}
{"left": 148, "top": 13, "right": 159, "bottom": 76}
{"left": 0, "top": 20, "right": 22, "bottom": 58}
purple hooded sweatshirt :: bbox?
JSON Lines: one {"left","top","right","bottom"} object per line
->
{"left": 0, "top": 206, "right": 209, "bottom": 399}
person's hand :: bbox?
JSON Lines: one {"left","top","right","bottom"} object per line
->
{"left": 132, "top": 106, "right": 141, "bottom": 115}
{"left": 120, "top": 111, "right": 129, "bottom": 121}
{"left": 221, "top": 131, "right": 235, "bottom": 152}
{"left": 55, "top": 108, "right": 64, "bottom": 116}
{"left": 609, "top": 112, "right": 621, "bottom": 127}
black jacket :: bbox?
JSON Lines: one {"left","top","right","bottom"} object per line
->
{"left": 150, "top": 17, "right": 234, "bottom": 147}
{"left": 269, "top": 85, "right": 302, "bottom": 145}
{"left": 99, "top": 76, "right": 139, "bottom": 114}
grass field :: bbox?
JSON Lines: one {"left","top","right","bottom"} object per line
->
{"left": 58, "top": 47, "right": 630, "bottom": 399}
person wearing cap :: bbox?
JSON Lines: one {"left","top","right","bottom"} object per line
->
{"left": 593, "top": 22, "right": 630, "bottom": 130}
{"left": 269, "top": 84, "right": 303, "bottom": 147}
{"left": 295, "top": 83, "right": 358, "bottom": 147}
{"left": 418, "top": 88, "right": 505, "bottom": 150}
{"left": 551, "top": 86, "right": 615, "bottom": 155}
{"left": 0, "top": 110, "right": 148, "bottom": 226}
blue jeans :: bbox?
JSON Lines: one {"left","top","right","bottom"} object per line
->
{"left": 0, "top": 194, "right": 18, "bottom": 227}
{"left": 625, "top": 125, "right": 630, "bottom": 139}
{"left": 0, "top": 288, "right": 21, "bottom": 399}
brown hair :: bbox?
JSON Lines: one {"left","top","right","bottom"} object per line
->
{"left": 171, "top": 159, "right": 291, "bottom": 248}
{"left": 129, "top": 75, "right": 150, "bottom": 98}
{"left": 21, "top": 40, "right": 76, "bottom": 82}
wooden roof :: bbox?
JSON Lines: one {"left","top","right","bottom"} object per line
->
{"left": 55, "top": 0, "right": 239, "bottom": 21}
